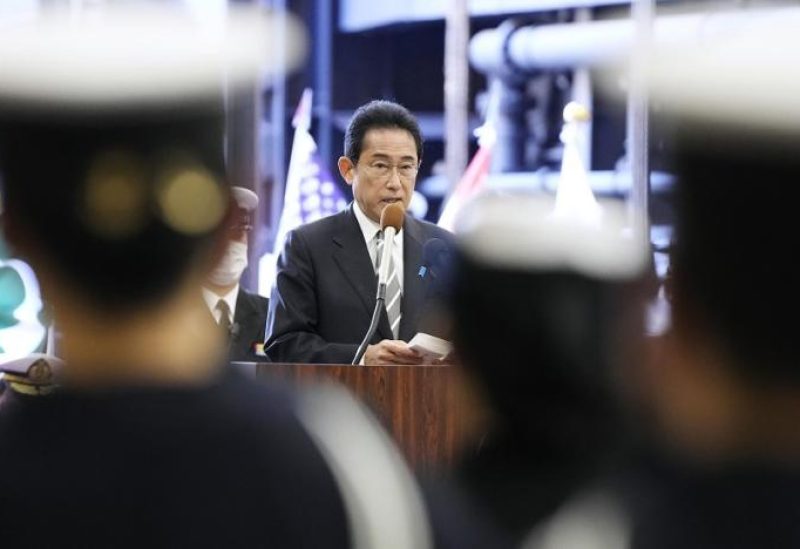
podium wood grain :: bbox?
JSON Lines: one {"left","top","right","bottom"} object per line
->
{"left": 256, "top": 363, "right": 464, "bottom": 472}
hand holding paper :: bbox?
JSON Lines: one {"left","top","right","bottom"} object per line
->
{"left": 408, "top": 333, "right": 453, "bottom": 363}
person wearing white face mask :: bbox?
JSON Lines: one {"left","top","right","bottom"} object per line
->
{"left": 202, "top": 186, "right": 269, "bottom": 362}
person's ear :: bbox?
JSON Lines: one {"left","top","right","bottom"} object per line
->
{"left": 338, "top": 156, "right": 355, "bottom": 186}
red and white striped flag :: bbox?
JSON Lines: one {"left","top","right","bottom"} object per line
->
{"left": 437, "top": 124, "right": 495, "bottom": 232}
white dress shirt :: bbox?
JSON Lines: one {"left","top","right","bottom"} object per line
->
{"left": 352, "top": 202, "right": 404, "bottom": 292}
{"left": 202, "top": 284, "right": 239, "bottom": 325}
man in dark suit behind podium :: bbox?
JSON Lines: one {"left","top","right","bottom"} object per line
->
{"left": 203, "top": 186, "right": 269, "bottom": 362}
{"left": 266, "top": 100, "right": 453, "bottom": 365}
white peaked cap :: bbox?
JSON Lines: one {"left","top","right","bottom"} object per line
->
{"left": 620, "top": 7, "right": 800, "bottom": 134}
{"left": 454, "top": 193, "right": 649, "bottom": 280}
{"left": 0, "top": 353, "right": 64, "bottom": 377}
{"left": 0, "top": 4, "right": 307, "bottom": 109}
{"left": 231, "top": 187, "right": 259, "bottom": 212}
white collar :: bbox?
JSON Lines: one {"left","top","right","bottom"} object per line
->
{"left": 353, "top": 201, "right": 404, "bottom": 246}
{"left": 202, "top": 284, "right": 239, "bottom": 320}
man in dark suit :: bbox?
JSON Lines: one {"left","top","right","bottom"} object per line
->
{"left": 203, "top": 186, "right": 269, "bottom": 362}
{"left": 266, "top": 100, "right": 453, "bottom": 365}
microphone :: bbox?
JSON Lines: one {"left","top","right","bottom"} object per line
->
{"left": 352, "top": 202, "right": 405, "bottom": 365}
{"left": 376, "top": 202, "right": 405, "bottom": 300}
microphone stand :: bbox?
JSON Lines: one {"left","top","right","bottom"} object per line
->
{"left": 352, "top": 224, "right": 397, "bottom": 365}
{"left": 352, "top": 295, "right": 384, "bottom": 365}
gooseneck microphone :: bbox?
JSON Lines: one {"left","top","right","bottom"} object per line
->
{"left": 375, "top": 203, "right": 405, "bottom": 300}
{"left": 352, "top": 202, "right": 405, "bottom": 365}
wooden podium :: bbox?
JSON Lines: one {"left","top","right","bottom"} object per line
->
{"left": 256, "top": 363, "right": 467, "bottom": 472}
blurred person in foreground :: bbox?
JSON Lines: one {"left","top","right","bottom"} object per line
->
{"left": 611, "top": 139, "right": 800, "bottom": 549}
{"left": 433, "top": 194, "right": 648, "bottom": 547}
{"left": 266, "top": 100, "right": 453, "bottom": 365}
{"left": 602, "top": 31, "right": 800, "bottom": 547}
{"left": 515, "top": 19, "right": 800, "bottom": 548}
{"left": 202, "top": 186, "right": 269, "bottom": 362}
{"left": 0, "top": 7, "right": 434, "bottom": 548}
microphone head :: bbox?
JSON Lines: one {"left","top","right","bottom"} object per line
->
{"left": 380, "top": 202, "right": 405, "bottom": 232}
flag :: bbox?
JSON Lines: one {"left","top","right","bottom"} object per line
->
{"left": 438, "top": 80, "right": 503, "bottom": 232}
{"left": 437, "top": 123, "right": 495, "bottom": 232}
{"left": 259, "top": 88, "right": 347, "bottom": 294}
{"left": 552, "top": 101, "right": 601, "bottom": 225}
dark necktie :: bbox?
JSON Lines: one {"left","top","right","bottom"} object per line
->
{"left": 216, "top": 299, "right": 232, "bottom": 335}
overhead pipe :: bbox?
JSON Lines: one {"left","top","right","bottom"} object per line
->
{"left": 470, "top": 6, "right": 800, "bottom": 75}
{"left": 469, "top": 5, "right": 800, "bottom": 227}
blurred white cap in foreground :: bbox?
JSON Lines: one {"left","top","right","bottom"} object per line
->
{"left": 0, "top": 3, "right": 307, "bottom": 108}
{"left": 620, "top": 7, "right": 800, "bottom": 134}
{"left": 231, "top": 186, "right": 259, "bottom": 213}
{"left": 454, "top": 194, "right": 649, "bottom": 280}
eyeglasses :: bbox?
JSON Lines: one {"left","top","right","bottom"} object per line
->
{"left": 359, "top": 160, "right": 419, "bottom": 181}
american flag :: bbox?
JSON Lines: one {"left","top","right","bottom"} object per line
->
{"left": 259, "top": 89, "right": 347, "bottom": 294}
{"left": 273, "top": 88, "right": 347, "bottom": 254}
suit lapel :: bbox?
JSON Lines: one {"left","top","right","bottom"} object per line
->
{"left": 232, "top": 288, "right": 257, "bottom": 353}
{"left": 331, "top": 205, "right": 394, "bottom": 341}
{"left": 233, "top": 289, "right": 255, "bottom": 331}
{"left": 399, "top": 216, "right": 427, "bottom": 342}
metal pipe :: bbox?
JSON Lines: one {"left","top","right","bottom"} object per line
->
{"left": 627, "top": 0, "right": 654, "bottom": 242}
{"left": 470, "top": 6, "right": 800, "bottom": 73}
{"left": 269, "top": 0, "right": 287, "bottom": 252}
{"left": 314, "top": 0, "right": 333, "bottom": 165}
{"left": 571, "top": 7, "right": 593, "bottom": 170}
{"left": 444, "top": 0, "right": 470, "bottom": 191}
{"left": 491, "top": 79, "right": 526, "bottom": 173}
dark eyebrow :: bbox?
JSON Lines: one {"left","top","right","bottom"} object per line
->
{"left": 367, "top": 153, "right": 418, "bottom": 162}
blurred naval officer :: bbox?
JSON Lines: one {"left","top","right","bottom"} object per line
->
{"left": 490, "top": 11, "right": 800, "bottom": 549}
{"left": 590, "top": 11, "right": 800, "bottom": 549}
{"left": 0, "top": 6, "right": 435, "bottom": 548}
{"left": 442, "top": 194, "right": 648, "bottom": 547}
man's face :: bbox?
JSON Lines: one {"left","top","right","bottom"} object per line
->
{"left": 338, "top": 127, "right": 419, "bottom": 223}
{"left": 229, "top": 207, "right": 251, "bottom": 244}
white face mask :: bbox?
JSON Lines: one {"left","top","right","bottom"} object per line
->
{"left": 208, "top": 240, "right": 248, "bottom": 287}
